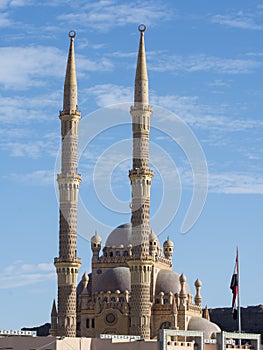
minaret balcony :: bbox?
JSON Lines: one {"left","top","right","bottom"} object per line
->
{"left": 57, "top": 173, "right": 82, "bottom": 182}
{"left": 59, "top": 110, "right": 81, "bottom": 119}
{"left": 130, "top": 104, "right": 152, "bottom": 114}
{"left": 54, "top": 257, "right": 81, "bottom": 267}
{"left": 129, "top": 168, "right": 154, "bottom": 180}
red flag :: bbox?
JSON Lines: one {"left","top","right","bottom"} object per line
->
{"left": 230, "top": 248, "right": 238, "bottom": 319}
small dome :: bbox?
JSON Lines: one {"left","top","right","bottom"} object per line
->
{"left": 195, "top": 278, "right": 202, "bottom": 288}
{"left": 180, "top": 273, "right": 187, "bottom": 283}
{"left": 95, "top": 267, "right": 131, "bottom": 293}
{"left": 149, "top": 230, "right": 157, "bottom": 241}
{"left": 91, "top": 231, "right": 102, "bottom": 244}
{"left": 187, "top": 317, "right": 221, "bottom": 339}
{"left": 105, "top": 223, "right": 132, "bottom": 248}
{"left": 155, "top": 270, "right": 190, "bottom": 295}
{"left": 164, "top": 235, "right": 174, "bottom": 247}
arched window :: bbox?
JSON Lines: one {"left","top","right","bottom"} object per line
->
{"left": 160, "top": 321, "right": 171, "bottom": 329}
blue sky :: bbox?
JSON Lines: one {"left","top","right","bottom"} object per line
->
{"left": 1, "top": 0, "right": 263, "bottom": 330}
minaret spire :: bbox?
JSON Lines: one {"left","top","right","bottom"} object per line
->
{"left": 63, "top": 30, "right": 78, "bottom": 113}
{"left": 54, "top": 30, "right": 81, "bottom": 338}
{"left": 134, "top": 24, "right": 148, "bottom": 104}
{"left": 127, "top": 24, "right": 154, "bottom": 340}
{"left": 49, "top": 299, "right": 57, "bottom": 336}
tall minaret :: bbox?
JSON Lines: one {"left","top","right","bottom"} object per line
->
{"left": 54, "top": 30, "right": 81, "bottom": 337}
{"left": 127, "top": 24, "right": 154, "bottom": 339}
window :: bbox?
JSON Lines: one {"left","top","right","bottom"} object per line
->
{"left": 161, "top": 321, "right": 171, "bottom": 329}
{"left": 86, "top": 318, "right": 89, "bottom": 328}
{"left": 92, "top": 318, "right": 95, "bottom": 328}
{"left": 123, "top": 251, "right": 128, "bottom": 256}
{"left": 116, "top": 251, "right": 120, "bottom": 256}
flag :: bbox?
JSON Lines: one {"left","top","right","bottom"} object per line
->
{"left": 230, "top": 248, "right": 239, "bottom": 320}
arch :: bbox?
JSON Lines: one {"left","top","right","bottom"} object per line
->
{"left": 160, "top": 321, "right": 171, "bottom": 330}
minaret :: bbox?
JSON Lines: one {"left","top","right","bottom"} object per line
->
{"left": 54, "top": 30, "right": 81, "bottom": 337}
{"left": 127, "top": 24, "right": 154, "bottom": 339}
{"left": 49, "top": 299, "right": 58, "bottom": 336}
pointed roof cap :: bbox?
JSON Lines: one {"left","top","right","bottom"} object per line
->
{"left": 203, "top": 305, "right": 211, "bottom": 321}
{"left": 63, "top": 30, "right": 78, "bottom": 114}
{"left": 134, "top": 24, "right": 149, "bottom": 104}
{"left": 51, "top": 299, "right": 57, "bottom": 317}
{"left": 81, "top": 272, "right": 89, "bottom": 289}
{"left": 135, "top": 24, "right": 148, "bottom": 82}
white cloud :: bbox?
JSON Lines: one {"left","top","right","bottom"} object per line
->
{"left": 0, "top": 12, "right": 12, "bottom": 26}
{"left": 86, "top": 84, "right": 263, "bottom": 134}
{"left": 0, "top": 0, "right": 32, "bottom": 9}
{"left": 7, "top": 170, "right": 55, "bottom": 186}
{"left": 84, "top": 84, "right": 133, "bottom": 107}
{"left": 208, "top": 79, "right": 232, "bottom": 88}
{"left": 0, "top": 130, "right": 59, "bottom": 158}
{"left": 0, "top": 46, "right": 64, "bottom": 90}
{"left": 211, "top": 12, "right": 263, "bottom": 31}
{"left": 150, "top": 53, "right": 262, "bottom": 74}
{"left": 0, "top": 261, "right": 55, "bottom": 289}
{"left": 208, "top": 172, "right": 263, "bottom": 194}
{"left": 57, "top": 0, "right": 173, "bottom": 31}
{"left": 0, "top": 46, "right": 113, "bottom": 90}
{"left": 0, "top": 91, "right": 62, "bottom": 124}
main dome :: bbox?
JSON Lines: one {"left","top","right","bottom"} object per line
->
{"left": 105, "top": 223, "right": 132, "bottom": 248}
{"left": 105, "top": 223, "right": 160, "bottom": 248}
{"left": 95, "top": 267, "right": 131, "bottom": 293}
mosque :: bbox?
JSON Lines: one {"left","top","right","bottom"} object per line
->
{"left": 49, "top": 24, "right": 221, "bottom": 340}
{"left": 0, "top": 25, "right": 261, "bottom": 350}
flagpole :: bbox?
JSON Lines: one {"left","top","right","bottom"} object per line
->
{"left": 237, "top": 247, "right": 241, "bottom": 339}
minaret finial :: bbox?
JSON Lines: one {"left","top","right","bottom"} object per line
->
{"left": 138, "top": 24, "right": 146, "bottom": 33}
{"left": 69, "top": 30, "right": 76, "bottom": 39}
{"left": 134, "top": 23, "right": 148, "bottom": 104}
